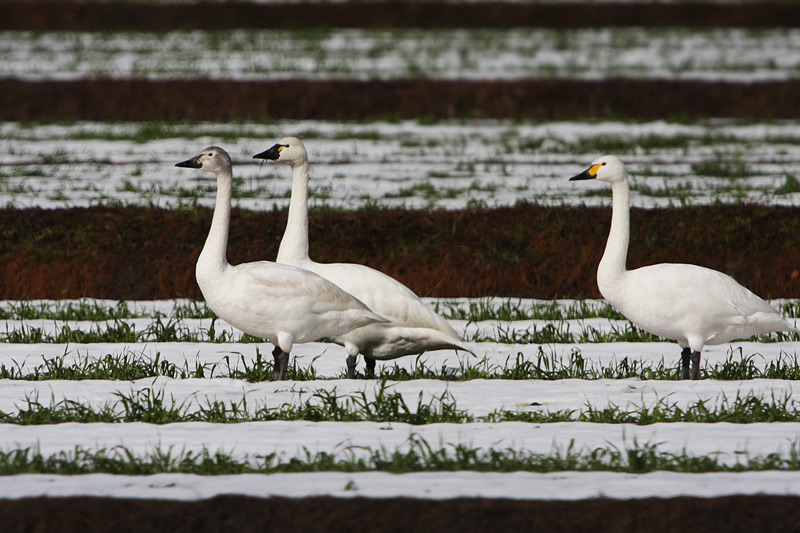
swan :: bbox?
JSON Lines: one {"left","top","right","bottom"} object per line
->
{"left": 175, "top": 146, "right": 387, "bottom": 380}
{"left": 570, "top": 155, "right": 799, "bottom": 379}
{"left": 253, "top": 137, "right": 475, "bottom": 377}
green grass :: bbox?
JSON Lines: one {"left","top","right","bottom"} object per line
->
{"left": 463, "top": 321, "right": 664, "bottom": 344}
{"left": 3, "top": 347, "right": 800, "bottom": 382}
{"left": 562, "top": 135, "right": 689, "bottom": 155}
{"left": 3, "top": 383, "right": 800, "bottom": 426}
{"left": 119, "top": 176, "right": 282, "bottom": 200}
{"left": 1, "top": 321, "right": 146, "bottom": 344}
{"left": 2, "top": 436, "right": 800, "bottom": 476}
{"left": 435, "top": 298, "right": 626, "bottom": 321}
{"left": 0, "top": 317, "right": 722, "bottom": 347}
{"left": 0, "top": 300, "right": 215, "bottom": 321}
{"left": 631, "top": 180, "right": 695, "bottom": 205}
{"left": 777, "top": 174, "right": 800, "bottom": 195}
{"left": 0, "top": 350, "right": 205, "bottom": 381}
{"left": 377, "top": 348, "right": 800, "bottom": 382}
{"left": 691, "top": 155, "right": 751, "bottom": 178}
{"left": 0, "top": 382, "right": 469, "bottom": 425}
{"left": 489, "top": 391, "right": 800, "bottom": 425}
{"left": 0, "top": 349, "right": 320, "bottom": 382}
{"left": 0, "top": 317, "right": 275, "bottom": 344}
{"left": 0, "top": 300, "right": 136, "bottom": 320}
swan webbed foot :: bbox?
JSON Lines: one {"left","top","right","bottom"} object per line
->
{"left": 690, "top": 351, "right": 701, "bottom": 380}
{"left": 365, "top": 356, "right": 376, "bottom": 377}
{"left": 272, "top": 347, "right": 289, "bottom": 381}
{"left": 346, "top": 355, "right": 358, "bottom": 379}
{"left": 680, "top": 347, "right": 691, "bottom": 380}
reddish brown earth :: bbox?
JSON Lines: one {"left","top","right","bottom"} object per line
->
{"left": 4, "top": 78, "right": 800, "bottom": 121}
{"left": 2, "top": 203, "right": 798, "bottom": 300}
{"left": 4, "top": 1, "right": 800, "bottom": 31}
{"left": 1, "top": 494, "right": 800, "bottom": 533}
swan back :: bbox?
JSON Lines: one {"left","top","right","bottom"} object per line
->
{"left": 613, "top": 262, "right": 795, "bottom": 348}
{"left": 291, "top": 257, "right": 470, "bottom": 359}
{"left": 204, "top": 260, "right": 387, "bottom": 346}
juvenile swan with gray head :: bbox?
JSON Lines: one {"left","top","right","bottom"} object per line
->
{"left": 254, "top": 137, "right": 475, "bottom": 377}
{"left": 570, "top": 155, "right": 798, "bottom": 379}
{"left": 176, "top": 146, "right": 387, "bottom": 380}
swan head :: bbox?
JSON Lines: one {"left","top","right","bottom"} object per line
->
{"left": 569, "top": 155, "right": 627, "bottom": 184}
{"left": 252, "top": 137, "right": 307, "bottom": 167}
{"left": 175, "top": 146, "right": 232, "bottom": 174}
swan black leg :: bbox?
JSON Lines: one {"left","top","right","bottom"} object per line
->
{"left": 278, "top": 351, "right": 290, "bottom": 380}
{"left": 346, "top": 355, "right": 358, "bottom": 379}
{"left": 680, "top": 347, "right": 691, "bottom": 380}
{"left": 690, "top": 351, "right": 701, "bottom": 380}
{"left": 365, "top": 356, "right": 376, "bottom": 376}
{"left": 272, "top": 346, "right": 289, "bottom": 381}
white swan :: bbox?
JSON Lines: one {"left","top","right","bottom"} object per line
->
{"left": 253, "top": 137, "right": 475, "bottom": 377}
{"left": 570, "top": 155, "right": 799, "bottom": 379}
{"left": 176, "top": 146, "right": 387, "bottom": 380}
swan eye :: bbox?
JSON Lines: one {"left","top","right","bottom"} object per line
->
{"left": 602, "top": 162, "right": 606, "bottom": 166}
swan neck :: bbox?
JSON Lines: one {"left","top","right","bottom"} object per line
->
{"left": 199, "top": 167, "right": 232, "bottom": 272}
{"left": 598, "top": 178, "right": 631, "bottom": 285}
{"left": 277, "top": 161, "right": 310, "bottom": 263}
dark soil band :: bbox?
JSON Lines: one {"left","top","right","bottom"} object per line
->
{"left": 4, "top": 79, "right": 800, "bottom": 121}
{"left": 1, "top": 494, "right": 799, "bottom": 533}
{"left": 3, "top": 204, "right": 798, "bottom": 300}
{"left": 4, "top": 1, "right": 800, "bottom": 31}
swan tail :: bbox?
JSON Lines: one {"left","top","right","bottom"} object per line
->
{"left": 359, "top": 326, "right": 477, "bottom": 360}
{"left": 748, "top": 312, "right": 800, "bottom": 336}
{"left": 356, "top": 310, "right": 390, "bottom": 329}
{"left": 448, "top": 339, "right": 478, "bottom": 358}
{"left": 414, "top": 327, "right": 477, "bottom": 357}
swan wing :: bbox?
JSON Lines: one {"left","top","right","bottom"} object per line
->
{"left": 619, "top": 263, "right": 793, "bottom": 343}
{"left": 652, "top": 264, "right": 775, "bottom": 313}
{"left": 233, "top": 261, "right": 380, "bottom": 315}
{"left": 219, "top": 262, "right": 387, "bottom": 339}
{"left": 301, "top": 260, "right": 459, "bottom": 336}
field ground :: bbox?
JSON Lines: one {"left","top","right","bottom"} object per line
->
{"left": 3, "top": 494, "right": 800, "bottom": 533}
{"left": 5, "top": 79, "right": 800, "bottom": 121}
{"left": 0, "top": 298, "right": 797, "bottom": 524}
{"left": 7, "top": 28, "right": 800, "bottom": 82}
{"left": 4, "top": 1, "right": 800, "bottom": 530}
{"left": 5, "top": 120, "right": 800, "bottom": 210}
{"left": 2, "top": 203, "right": 798, "bottom": 300}
{"left": 5, "top": 1, "right": 800, "bottom": 32}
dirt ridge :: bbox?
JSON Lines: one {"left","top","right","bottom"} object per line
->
{"left": 5, "top": 1, "right": 800, "bottom": 31}
{"left": 4, "top": 79, "right": 800, "bottom": 122}
{"left": 3, "top": 204, "right": 798, "bottom": 300}
{"left": 2, "top": 494, "right": 800, "bottom": 533}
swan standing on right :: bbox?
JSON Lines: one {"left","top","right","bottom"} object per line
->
{"left": 253, "top": 137, "right": 475, "bottom": 377}
{"left": 176, "top": 146, "right": 387, "bottom": 380}
{"left": 570, "top": 155, "right": 798, "bottom": 380}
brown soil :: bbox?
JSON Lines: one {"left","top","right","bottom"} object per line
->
{"left": 4, "top": 78, "right": 800, "bottom": 121}
{"left": 4, "top": 1, "right": 800, "bottom": 31}
{"left": 2, "top": 204, "right": 798, "bottom": 300}
{"left": 1, "top": 494, "right": 799, "bottom": 533}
